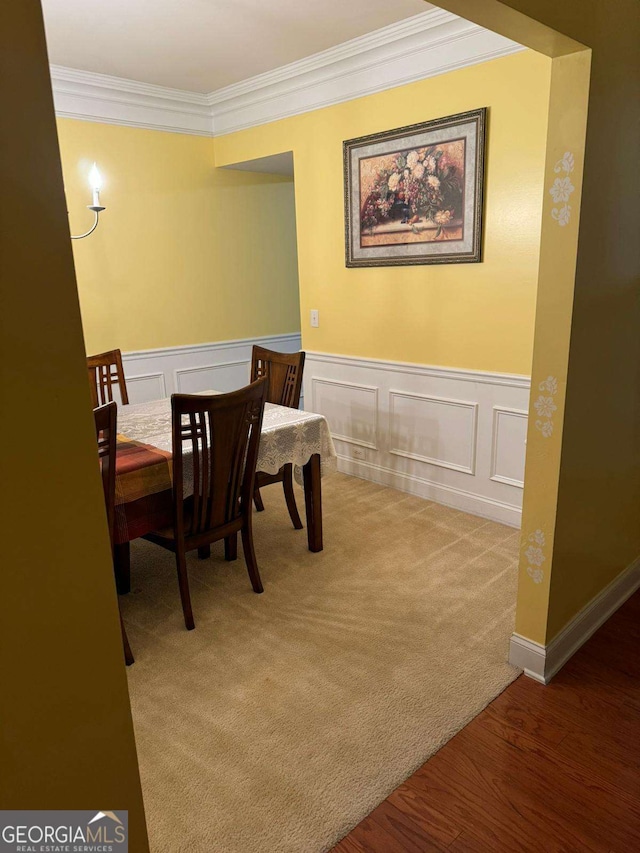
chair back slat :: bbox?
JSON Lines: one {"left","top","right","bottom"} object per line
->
{"left": 93, "top": 401, "right": 135, "bottom": 664}
{"left": 93, "top": 401, "right": 117, "bottom": 550}
{"left": 251, "top": 346, "right": 305, "bottom": 408}
{"left": 87, "top": 348, "right": 129, "bottom": 407}
{"left": 171, "top": 379, "right": 267, "bottom": 540}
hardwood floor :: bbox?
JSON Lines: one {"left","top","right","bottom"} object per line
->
{"left": 333, "top": 591, "right": 640, "bottom": 853}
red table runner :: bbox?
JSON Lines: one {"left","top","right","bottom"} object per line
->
{"left": 114, "top": 435, "right": 173, "bottom": 545}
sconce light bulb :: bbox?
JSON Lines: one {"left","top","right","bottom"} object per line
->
{"left": 70, "top": 161, "right": 106, "bottom": 237}
{"left": 89, "top": 162, "right": 103, "bottom": 191}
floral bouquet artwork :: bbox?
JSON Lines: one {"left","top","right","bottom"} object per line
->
{"left": 359, "top": 141, "right": 465, "bottom": 245}
{"left": 344, "top": 109, "right": 486, "bottom": 267}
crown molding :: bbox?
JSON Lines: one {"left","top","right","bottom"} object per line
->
{"left": 50, "top": 65, "right": 214, "bottom": 136}
{"left": 50, "top": 10, "right": 523, "bottom": 138}
{"left": 207, "top": 8, "right": 458, "bottom": 107}
{"left": 208, "top": 11, "right": 523, "bottom": 135}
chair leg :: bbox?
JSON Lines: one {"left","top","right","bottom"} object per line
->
{"left": 224, "top": 533, "right": 238, "bottom": 561}
{"left": 197, "top": 544, "right": 211, "bottom": 559}
{"left": 254, "top": 488, "right": 265, "bottom": 512}
{"left": 114, "top": 542, "right": 131, "bottom": 594}
{"left": 282, "top": 464, "right": 303, "bottom": 530}
{"left": 241, "top": 516, "right": 263, "bottom": 594}
{"left": 175, "top": 546, "right": 195, "bottom": 630}
{"left": 120, "top": 612, "right": 134, "bottom": 666}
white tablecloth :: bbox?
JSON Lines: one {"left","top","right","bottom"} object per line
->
{"left": 118, "top": 396, "right": 337, "bottom": 483}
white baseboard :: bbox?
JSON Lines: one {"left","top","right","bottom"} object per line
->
{"left": 119, "top": 332, "right": 302, "bottom": 404}
{"left": 507, "top": 634, "right": 547, "bottom": 684}
{"left": 303, "top": 351, "right": 530, "bottom": 527}
{"left": 509, "top": 554, "right": 640, "bottom": 683}
{"left": 338, "top": 455, "right": 522, "bottom": 527}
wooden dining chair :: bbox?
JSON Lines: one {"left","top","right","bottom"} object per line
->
{"left": 88, "top": 348, "right": 129, "bottom": 407}
{"left": 94, "top": 401, "right": 134, "bottom": 666}
{"left": 250, "top": 345, "right": 306, "bottom": 529}
{"left": 143, "top": 378, "right": 268, "bottom": 630}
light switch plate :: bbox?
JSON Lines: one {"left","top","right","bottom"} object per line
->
{"left": 310, "top": 309, "right": 319, "bottom": 328}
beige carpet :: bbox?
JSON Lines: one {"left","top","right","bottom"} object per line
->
{"left": 122, "top": 473, "right": 521, "bottom": 853}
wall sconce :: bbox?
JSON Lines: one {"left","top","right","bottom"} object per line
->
{"left": 70, "top": 163, "right": 106, "bottom": 240}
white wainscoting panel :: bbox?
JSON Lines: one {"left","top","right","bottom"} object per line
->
{"left": 303, "top": 351, "right": 531, "bottom": 526}
{"left": 126, "top": 371, "right": 167, "bottom": 404}
{"left": 121, "top": 333, "right": 302, "bottom": 403}
{"left": 389, "top": 391, "right": 477, "bottom": 475}
{"left": 175, "top": 359, "right": 251, "bottom": 394}
{"left": 311, "top": 378, "right": 378, "bottom": 449}
{"left": 491, "top": 406, "right": 528, "bottom": 487}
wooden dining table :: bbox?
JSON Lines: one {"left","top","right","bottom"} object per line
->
{"left": 112, "top": 393, "right": 337, "bottom": 593}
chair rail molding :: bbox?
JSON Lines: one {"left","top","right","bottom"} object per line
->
{"left": 303, "top": 350, "right": 531, "bottom": 527}
{"left": 509, "top": 554, "right": 640, "bottom": 683}
{"left": 50, "top": 10, "right": 523, "bottom": 136}
{"left": 119, "top": 333, "right": 302, "bottom": 403}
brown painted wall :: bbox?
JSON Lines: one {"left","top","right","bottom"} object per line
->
{"left": 0, "top": 3, "right": 148, "bottom": 847}
{"left": 544, "top": 0, "right": 640, "bottom": 637}
{"left": 437, "top": 0, "right": 640, "bottom": 641}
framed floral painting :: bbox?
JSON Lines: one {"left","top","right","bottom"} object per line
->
{"left": 344, "top": 108, "right": 486, "bottom": 267}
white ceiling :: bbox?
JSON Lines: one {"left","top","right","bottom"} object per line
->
{"left": 42, "top": 0, "right": 433, "bottom": 94}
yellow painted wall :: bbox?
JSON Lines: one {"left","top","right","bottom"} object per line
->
{"left": 0, "top": 2, "right": 148, "bottom": 845}
{"left": 57, "top": 119, "right": 301, "bottom": 354}
{"left": 514, "top": 50, "right": 591, "bottom": 645}
{"left": 438, "top": 0, "right": 640, "bottom": 648}
{"left": 215, "top": 50, "right": 552, "bottom": 375}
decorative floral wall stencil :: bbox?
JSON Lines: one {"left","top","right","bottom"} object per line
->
{"left": 534, "top": 397, "right": 557, "bottom": 418}
{"left": 534, "top": 375, "right": 558, "bottom": 438}
{"left": 523, "top": 529, "right": 546, "bottom": 584}
{"left": 539, "top": 376, "right": 558, "bottom": 395}
{"left": 549, "top": 151, "right": 575, "bottom": 226}
{"left": 550, "top": 177, "right": 574, "bottom": 202}
{"left": 554, "top": 152, "right": 575, "bottom": 174}
{"left": 552, "top": 206, "right": 572, "bottom": 226}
